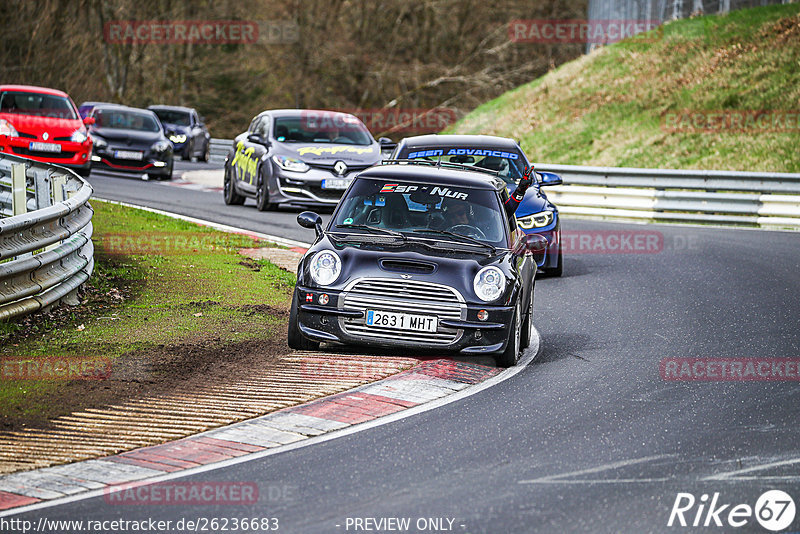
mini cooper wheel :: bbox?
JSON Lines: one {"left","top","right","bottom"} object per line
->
{"left": 201, "top": 141, "right": 210, "bottom": 162}
{"left": 181, "top": 141, "right": 193, "bottom": 161}
{"left": 520, "top": 293, "right": 535, "bottom": 349}
{"left": 288, "top": 290, "right": 320, "bottom": 351}
{"left": 496, "top": 300, "right": 522, "bottom": 368}
{"left": 223, "top": 166, "right": 245, "bottom": 205}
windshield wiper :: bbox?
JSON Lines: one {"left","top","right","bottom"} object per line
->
{"left": 410, "top": 229, "right": 496, "bottom": 253}
{"left": 333, "top": 224, "right": 406, "bottom": 240}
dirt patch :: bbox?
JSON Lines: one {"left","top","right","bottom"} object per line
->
{"left": 1, "top": 333, "right": 288, "bottom": 433}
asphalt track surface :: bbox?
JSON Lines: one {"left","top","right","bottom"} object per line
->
{"left": 13, "top": 164, "right": 800, "bottom": 533}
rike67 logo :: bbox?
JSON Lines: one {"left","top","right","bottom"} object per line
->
{"left": 668, "top": 490, "right": 796, "bottom": 531}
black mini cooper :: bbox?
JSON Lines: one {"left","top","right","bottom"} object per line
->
{"left": 287, "top": 161, "right": 547, "bottom": 367}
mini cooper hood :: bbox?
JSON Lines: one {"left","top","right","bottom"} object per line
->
{"left": 283, "top": 142, "right": 381, "bottom": 165}
{"left": 303, "top": 236, "right": 515, "bottom": 304}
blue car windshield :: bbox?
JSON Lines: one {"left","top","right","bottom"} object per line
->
{"left": 399, "top": 147, "right": 525, "bottom": 185}
{"left": 332, "top": 178, "right": 508, "bottom": 247}
{"left": 152, "top": 109, "right": 191, "bottom": 126}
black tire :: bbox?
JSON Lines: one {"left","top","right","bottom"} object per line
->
{"left": 201, "top": 140, "right": 210, "bottom": 162}
{"left": 496, "top": 300, "right": 521, "bottom": 368}
{"left": 256, "top": 170, "right": 276, "bottom": 211}
{"left": 544, "top": 247, "right": 563, "bottom": 277}
{"left": 181, "top": 142, "right": 192, "bottom": 161}
{"left": 223, "top": 166, "right": 245, "bottom": 205}
{"left": 520, "top": 291, "right": 534, "bottom": 349}
{"left": 288, "top": 289, "right": 320, "bottom": 351}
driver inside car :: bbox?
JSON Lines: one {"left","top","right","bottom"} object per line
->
{"left": 443, "top": 198, "right": 473, "bottom": 228}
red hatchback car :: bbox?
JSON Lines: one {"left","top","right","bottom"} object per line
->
{"left": 0, "top": 85, "right": 93, "bottom": 176}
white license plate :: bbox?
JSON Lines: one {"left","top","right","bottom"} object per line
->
{"left": 321, "top": 178, "right": 351, "bottom": 190}
{"left": 29, "top": 142, "right": 61, "bottom": 153}
{"left": 114, "top": 150, "right": 143, "bottom": 160}
{"left": 365, "top": 310, "right": 437, "bottom": 333}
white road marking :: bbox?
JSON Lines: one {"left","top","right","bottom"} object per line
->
{"left": 703, "top": 457, "right": 800, "bottom": 481}
{"left": 92, "top": 198, "right": 312, "bottom": 249}
{"left": 517, "top": 454, "right": 677, "bottom": 485}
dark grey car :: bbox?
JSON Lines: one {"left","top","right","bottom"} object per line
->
{"left": 223, "top": 109, "right": 393, "bottom": 210}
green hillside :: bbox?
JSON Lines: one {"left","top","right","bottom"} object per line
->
{"left": 451, "top": 4, "right": 800, "bottom": 172}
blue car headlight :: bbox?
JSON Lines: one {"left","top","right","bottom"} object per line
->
{"left": 310, "top": 250, "right": 341, "bottom": 286}
{"left": 517, "top": 210, "right": 554, "bottom": 230}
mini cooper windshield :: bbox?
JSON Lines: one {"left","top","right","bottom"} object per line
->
{"left": 331, "top": 178, "right": 508, "bottom": 248}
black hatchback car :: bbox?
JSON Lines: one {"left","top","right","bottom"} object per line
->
{"left": 288, "top": 161, "right": 546, "bottom": 367}
{"left": 223, "top": 109, "right": 392, "bottom": 211}
{"left": 88, "top": 104, "right": 174, "bottom": 180}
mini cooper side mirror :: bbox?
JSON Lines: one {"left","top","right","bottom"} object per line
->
{"left": 527, "top": 234, "right": 549, "bottom": 265}
{"left": 526, "top": 234, "right": 548, "bottom": 252}
{"left": 298, "top": 211, "right": 323, "bottom": 237}
{"left": 83, "top": 116, "right": 95, "bottom": 126}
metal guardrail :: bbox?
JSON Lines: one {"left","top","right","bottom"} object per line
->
{"left": 535, "top": 163, "right": 800, "bottom": 229}
{"left": 0, "top": 154, "right": 94, "bottom": 321}
{"left": 209, "top": 138, "right": 231, "bottom": 164}
{"left": 209, "top": 137, "right": 800, "bottom": 229}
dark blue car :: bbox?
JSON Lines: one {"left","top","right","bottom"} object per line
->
{"left": 148, "top": 105, "right": 211, "bottom": 162}
{"left": 392, "top": 135, "right": 563, "bottom": 276}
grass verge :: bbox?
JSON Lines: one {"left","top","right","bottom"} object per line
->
{"left": 450, "top": 3, "right": 800, "bottom": 172}
{"left": 0, "top": 200, "right": 296, "bottom": 429}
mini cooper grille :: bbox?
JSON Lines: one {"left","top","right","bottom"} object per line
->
{"left": 340, "top": 278, "right": 465, "bottom": 345}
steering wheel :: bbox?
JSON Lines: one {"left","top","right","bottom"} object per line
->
{"left": 449, "top": 224, "right": 487, "bottom": 240}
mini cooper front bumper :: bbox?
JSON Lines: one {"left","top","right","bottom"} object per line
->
{"left": 294, "top": 280, "right": 516, "bottom": 354}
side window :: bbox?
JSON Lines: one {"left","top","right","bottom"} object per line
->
{"left": 248, "top": 116, "right": 261, "bottom": 133}
{"left": 191, "top": 112, "right": 199, "bottom": 126}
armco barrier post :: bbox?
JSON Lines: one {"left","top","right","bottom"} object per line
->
{"left": 11, "top": 163, "right": 26, "bottom": 217}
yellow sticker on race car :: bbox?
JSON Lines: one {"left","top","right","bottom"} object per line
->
{"left": 297, "top": 145, "right": 375, "bottom": 157}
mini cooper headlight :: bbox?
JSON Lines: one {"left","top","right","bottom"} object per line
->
{"left": 473, "top": 266, "right": 505, "bottom": 302}
{"left": 152, "top": 140, "right": 171, "bottom": 153}
{"left": 169, "top": 134, "right": 187, "bottom": 143}
{"left": 273, "top": 155, "right": 310, "bottom": 173}
{"left": 517, "top": 210, "right": 554, "bottom": 230}
{"left": 310, "top": 250, "right": 341, "bottom": 286}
